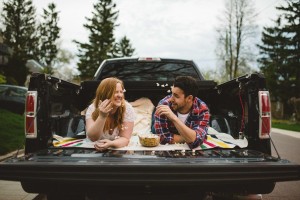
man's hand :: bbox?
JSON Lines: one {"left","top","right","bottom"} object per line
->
{"left": 156, "top": 105, "right": 196, "bottom": 144}
{"left": 156, "top": 105, "right": 177, "bottom": 121}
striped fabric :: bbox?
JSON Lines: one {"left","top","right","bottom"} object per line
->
{"left": 52, "top": 134, "right": 242, "bottom": 150}
{"left": 53, "top": 138, "right": 84, "bottom": 147}
{"left": 198, "top": 135, "right": 236, "bottom": 150}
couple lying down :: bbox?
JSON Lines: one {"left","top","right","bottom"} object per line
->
{"left": 82, "top": 76, "right": 247, "bottom": 151}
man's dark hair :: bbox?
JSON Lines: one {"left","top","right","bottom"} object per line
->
{"left": 173, "top": 76, "right": 198, "bottom": 98}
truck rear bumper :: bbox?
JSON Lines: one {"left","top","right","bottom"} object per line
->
{"left": 1, "top": 155, "right": 299, "bottom": 194}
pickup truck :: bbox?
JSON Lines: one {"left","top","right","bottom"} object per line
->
{"left": 0, "top": 57, "right": 299, "bottom": 200}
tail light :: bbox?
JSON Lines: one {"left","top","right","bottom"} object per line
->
{"left": 258, "top": 91, "right": 271, "bottom": 139}
{"left": 25, "top": 91, "right": 37, "bottom": 138}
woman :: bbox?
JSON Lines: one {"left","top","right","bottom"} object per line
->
{"left": 85, "top": 77, "right": 135, "bottom": 151}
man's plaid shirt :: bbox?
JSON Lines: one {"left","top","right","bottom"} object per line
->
{"left": 154, "top": 95, "right": 210, "bottom": 149}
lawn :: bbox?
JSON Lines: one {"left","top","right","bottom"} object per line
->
{"left": 0, "top": 108, "right": 25, "bottom": 155}
{"left": 272, "top": 119, "right": 300, "bottom": 132}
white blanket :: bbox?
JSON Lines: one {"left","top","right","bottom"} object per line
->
{"left": 130, "top": 97, "right": 155, "bottom": 136}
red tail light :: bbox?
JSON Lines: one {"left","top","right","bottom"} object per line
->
{"left": 26, "top": 94, "right": 35, "bottom": 112}
{"left": 25, "top": 91, "right": 37, "bottom": 138}
{"left": 258, "top": 91, "right": 271, "bottom": 139}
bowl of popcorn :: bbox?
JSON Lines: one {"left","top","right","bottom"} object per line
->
{"left": 138, "top": 133, "right": 160, "bottom": 147}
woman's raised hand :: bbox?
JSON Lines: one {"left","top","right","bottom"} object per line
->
{"left": 98, "top": 99, "right": 113, "bottom": 117}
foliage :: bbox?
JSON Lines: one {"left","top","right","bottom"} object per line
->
{"left": 75, "top": 0, "right": 135, "bottom": 80}
{"left": 258, "top": 0, "right": 300, "bottom": 118}
{"left": 75, "top": 0, "right": 119, "bottom": 80}
{"left": 113, "top": 36, "right": 135, "bottom": 58}
{"left": 37, "top": 2, "right": 61, "bottom": 74}
{"left": 51, "top": 47, "right": 78, "bottom": 82}
{"left": 56, "top": 46, "right": 75, "bottom": 65}
{"left": 1, "top": 0, "right": 39, "bottom": 85}
{"left": 216, "top": 0, "right": 258, "bottom": 81}
{"left": 0, "top": 108, "right": 25, "bottom": 155}
{"left": 0, "top": 74, "right": 7, "bottom": 84}
{"left": 201, "top": 68, "right": 222, "bottom": 83}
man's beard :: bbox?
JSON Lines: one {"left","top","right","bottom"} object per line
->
{"left": 171, "top": 103, "right": 183, "bottom": 112}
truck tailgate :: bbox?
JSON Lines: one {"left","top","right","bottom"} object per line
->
{"left": 0, "top": 149, "right": 299, "bottom": 194}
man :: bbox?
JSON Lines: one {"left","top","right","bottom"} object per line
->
{"left": 154, "top": 76, "right": 210, "bottom": 149}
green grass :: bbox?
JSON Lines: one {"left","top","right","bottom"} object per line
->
{"left": 272, "top": 119, "right": 300, "bottom": 132}
{"left": 0, "top": 108, "right": 25, "bottom": 155}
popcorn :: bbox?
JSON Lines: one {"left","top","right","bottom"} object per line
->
{"left": 138, "top": 133, "right": 160, "bottom": 147}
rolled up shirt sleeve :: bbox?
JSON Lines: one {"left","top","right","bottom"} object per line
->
{"left": 154, "top": 111, "right": 175, "bottom": 144}
{"left": 153, "top": 97, "right": 176, "bottom": 144}
{"left": 187, "top": 103, "right": 210, "bottom": 149}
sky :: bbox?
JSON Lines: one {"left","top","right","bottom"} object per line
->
{"left": 3, "top": 0, "right": 287, "bottom": 72}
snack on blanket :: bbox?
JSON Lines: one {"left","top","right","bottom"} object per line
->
{"left": 138, "top": 133, "right": 160, "bottom": 147}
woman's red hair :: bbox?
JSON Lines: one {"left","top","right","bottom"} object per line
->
{"left": 91, "top": 77, "right": 126, "bottom": 132}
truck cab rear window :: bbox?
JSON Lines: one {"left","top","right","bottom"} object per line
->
{"left": 99, "top": 62, "right": 199, "bottom": 81}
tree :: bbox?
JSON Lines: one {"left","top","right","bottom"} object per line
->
{"left": 216, "top": 0, "right": 258, "bottom": 81}
{"left": 258, "top": 0, "right": 300, "bottom": 119}
{"left": 75, "top": 0, "right": 119, "bottom": 80}
{"left": 0, "top": 74, "right": 6, "bottom": 84}
{"left": 52, "top": 47, "right": 78, "bottom": 82}
{"left": 37, "top": 2, "right": 61, "bottom": 74}
{"left": 1, "top": 0, "right": 39, "bottom": 85}
{"left": 112, "top": 36, "right": 135, "bottom": 58}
